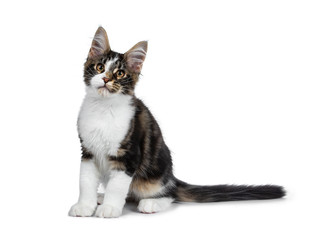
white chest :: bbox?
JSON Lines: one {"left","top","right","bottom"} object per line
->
{"left": 78, "top": 94, "right": 135, "bottom": 164}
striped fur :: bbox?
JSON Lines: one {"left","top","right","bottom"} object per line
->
{"left": 69, "top": 27, "right": 285, "bottom": 218}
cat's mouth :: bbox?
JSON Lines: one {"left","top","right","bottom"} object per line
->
{"left": 98, "top": 86, "right": 109, "bottom": 91}
{"left": 98, "top": 83, "right": 112, "bottom": 91}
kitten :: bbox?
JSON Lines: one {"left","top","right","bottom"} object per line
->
{"left": 69, "top": 27, "right": 285, "bottom": 218}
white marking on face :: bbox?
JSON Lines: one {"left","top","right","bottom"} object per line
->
{"left": 89, "top": 57, "right": 119, "bottom": 94}
{"left": 105, "top": 57, "right": 118, "bottom": 72}
{"left": 90, "top": 72, "right": 105, "bottom": 89}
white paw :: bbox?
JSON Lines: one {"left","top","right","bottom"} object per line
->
{"left": 95, "top": 204, "right": 122, "bottom": 218}
{"left": 138, "top": 199, "right": 161, "bottom": 213}
{"left": 68, "top": 202, "right": 96, "bottom": 217}
{"left": 137, "top": 198, "right": 173, "bottom": 214}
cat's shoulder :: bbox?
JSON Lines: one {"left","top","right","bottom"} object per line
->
{"left": 132, "top": 97, "right": 151, "bottom": 114}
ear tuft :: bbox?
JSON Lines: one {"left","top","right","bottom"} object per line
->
{"left": 124, "top": 41, "right": 148, "bottom": 73}
{"left": 88, "top": 27, "right": 111, "bottom": 59}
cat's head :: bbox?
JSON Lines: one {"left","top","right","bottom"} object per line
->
{"left": 84, "top": 27, "right": 147, "bottom": 97}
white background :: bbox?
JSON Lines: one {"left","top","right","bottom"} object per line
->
{"left": 0, "top": 0, "right": 319, "bottom": 239}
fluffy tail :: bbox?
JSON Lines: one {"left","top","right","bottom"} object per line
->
{"left": 175, "top": 179, "right": 285, "bottom": 203}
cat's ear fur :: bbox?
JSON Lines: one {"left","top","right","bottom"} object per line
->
{"left": 125, "top": 41, "right": 148, "bottom": 73}
{"left": 88, "top": 27, "right": 111, "bottom": 59}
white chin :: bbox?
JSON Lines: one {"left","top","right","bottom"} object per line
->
{"left": 97, "top": 87, "right": 109, "bottom": 97}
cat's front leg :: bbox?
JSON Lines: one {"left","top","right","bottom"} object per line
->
{"left": 95, "top": 169, "right": 132, "bottom": 218}
{"left": 69, "top": 159, "right": 99, "bottom": 217}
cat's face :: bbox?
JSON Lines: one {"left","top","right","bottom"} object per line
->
{"left": 84, "top": 51, "right": 133, "bottom": 96}
{"left": 84, "top": 27, "right": 147, "bottom": 97}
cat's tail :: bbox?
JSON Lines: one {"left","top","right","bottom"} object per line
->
{"left": 174, "top": 179, "right": 285, "bottom": 203}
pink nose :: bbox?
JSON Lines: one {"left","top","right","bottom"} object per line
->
{"left": 102, "top": 77, "right": 110, "bottom": 83}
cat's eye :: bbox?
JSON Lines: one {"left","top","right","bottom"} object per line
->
{"left": 96, "top": 63, "right": 105, "bottom": 73}
{"left": 116, "top": 70, "right": 125, "bottom": 78}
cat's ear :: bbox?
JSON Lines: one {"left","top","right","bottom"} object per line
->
{"left": 124, "top": 41, "right": 148, "bottom": 73}
{"left": 88, "top": 27, "right": 111, "bottom": 59}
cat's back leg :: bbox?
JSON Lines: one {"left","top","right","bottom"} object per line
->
{"left": 137, "top": 197, "right": 174, "bottom": 213}
{"left": 130, "top": 176, "right": 176, "bottom": 213}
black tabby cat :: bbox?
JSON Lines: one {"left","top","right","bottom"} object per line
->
{"left": 69, "top": 27, "right": 285, "bottom": 218}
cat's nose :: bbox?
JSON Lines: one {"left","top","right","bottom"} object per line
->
{"left": 102, "top": 77, "right": 110, "bottom": 83}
